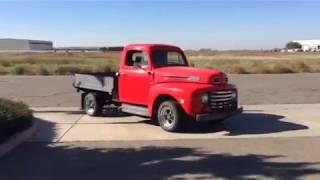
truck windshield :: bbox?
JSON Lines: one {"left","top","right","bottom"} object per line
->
{"left": 152, "top": 50, "right": 187, "bottom": 67}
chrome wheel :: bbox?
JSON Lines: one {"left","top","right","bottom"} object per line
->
{"left": 157, "top": 100, "right": 181, "bottom": 132}
{"left": 85, "top": 98, "right": 96, "bottom": 115}
{"left": 84, "top": 93, "right": 102, "bottom": 116}
{"left": 159, "top": 105, "right": 176, "bottom": 129}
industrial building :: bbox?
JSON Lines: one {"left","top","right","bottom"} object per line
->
{"left": 293, "top": 40, "right": 320, "bottom": 52}
{"left": 0, "top": 39, "right": 53, "bottom": 51}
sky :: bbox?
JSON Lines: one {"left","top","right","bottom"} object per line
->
{"left": 0, "top": 0, "right": 319, "bottom": 50}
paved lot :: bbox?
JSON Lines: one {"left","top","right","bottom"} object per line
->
{"left": 1, "top": 74, "right": 320, "bottom": 179}
{"left": 1, "top": 73, "right": 320, "bottom": 107}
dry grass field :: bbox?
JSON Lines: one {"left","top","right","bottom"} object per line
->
{"left": 0, "top": 52, "right": 120, "bottom": 75}
{"left": 187, "top": 51, "right": 320, "bottom": 74}
{"left": 0, "top": 51, "right": 320, "bottom": 75}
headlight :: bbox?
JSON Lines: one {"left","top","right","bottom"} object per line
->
{"left": 231, "top": 92, "right": 237, "bottom": 99}
{"left": 212, "top": 76, "right": 220, "bottom": 84}
{"left": 212, "top": 74, "right": 228, "bottom": 84}
{"left": 201, "top": 94, "right": 209, "bottom": 104}
{"left": 225, "top": 75, "right": 229, "bottom": 83}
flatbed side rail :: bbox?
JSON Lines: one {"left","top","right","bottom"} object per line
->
{"left": 73, "top": 73, "right": 115, "bottom": 93}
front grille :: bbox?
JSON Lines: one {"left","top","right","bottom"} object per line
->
{"left": 209, "top": 90, "right": 235, "bottom": 110}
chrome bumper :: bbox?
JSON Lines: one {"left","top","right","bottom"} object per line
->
{"left": 195, "top": 107, "right": 243, "bottom": 122}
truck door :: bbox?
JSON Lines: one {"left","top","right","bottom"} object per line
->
{"left": 118, "top": 50, "right": 153, "bottom": 105}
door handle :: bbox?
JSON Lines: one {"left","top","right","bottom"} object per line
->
{"left": 147, "top": 71, "right": 154, "bottom": 75}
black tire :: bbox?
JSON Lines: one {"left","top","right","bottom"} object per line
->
{"left": 157, "top": 100, "right": 182, "bottom": 132}
{"left": 84, "top": 93, "right": 102, "bottom": 116}
{"left": 207, "top": 118, "right": 225, "bottom": 124}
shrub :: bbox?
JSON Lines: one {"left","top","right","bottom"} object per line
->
{"left": 0, "top": 66, "right": 8, "bottom": 75}
{"left": 35, "top": 66, "right": 50, "bottom": 75}
{"left": 53, "top": 66, "right": 82, "bottom": 75}
{"left": 271, "top": 64, "right": 295, "bottom": 73}
{"left": 92, "top": 64, "right": 115, "bottom": 73}
{"left": 10, "top": 65, "right": 35, "bottom": 75}
{"left": 228, "top": 66, "right": 248, "bottom": 74}
{"left": 252, "top": 63, "right": 272, "bottom": 74}
{"left": 291, "top": 61, "right": 310, "bottom": 73}
{"left": 0, "top": 98, "right": 33, "bottom": 143}
{"left": 0, "top": 60, "right": 12, "bottom": 67}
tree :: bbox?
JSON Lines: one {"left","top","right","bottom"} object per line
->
{"left": 100, "top": 47, "right": 108, "bottom": 52}
{"left": 286, "top": 42, "right": 302, "bottom": 49}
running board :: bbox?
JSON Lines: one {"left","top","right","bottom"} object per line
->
{"left": 120, "top": 104, "right": 148, "bottom": 117}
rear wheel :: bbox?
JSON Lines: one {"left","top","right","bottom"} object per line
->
{"left": 157, "top": 100, "right": 182, "bottom": 132}
{"left": 84, "top": 93, "right": 102, "bottom": 116}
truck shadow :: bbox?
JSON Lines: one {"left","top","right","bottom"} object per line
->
{"left": 223, "top": 113, "right": 308, "bottom": 136}
{"left": 177, "top": 112, "right": 308, "bottom": 135}
{"left": 94, "top": 112, "right": 309, "bottom": 135}
{"left": 33, "top": 110, "right": 309, "bottom": 135}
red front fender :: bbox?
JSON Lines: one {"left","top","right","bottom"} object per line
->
{"left": 147, "top": 83, "right": 237, "bottom": 118}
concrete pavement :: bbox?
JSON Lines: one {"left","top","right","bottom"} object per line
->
{"left": 1, "top": 104, "right": 320, "bottom": 180}
{"left": 30, "top": 104, "right": 320, "bottom": 142}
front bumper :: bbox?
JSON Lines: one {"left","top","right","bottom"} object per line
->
{"left": 195, "top": 107, "right": 243, "bottom": 122}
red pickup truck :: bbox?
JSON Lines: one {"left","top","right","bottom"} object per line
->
{"left": 73, "top": 44, "right": 242, "bottom": 132}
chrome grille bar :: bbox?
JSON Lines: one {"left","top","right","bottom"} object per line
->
{"left": 210, "top": 94, "right": 234, "bottom": 98}
{"left": 211, "top": 91, "right": 233, "bottom": 95}
{"left": 210, "top": 97, "right": 233, "bottom": 102}
{"left": 209, "top": 90, "right": 235, "bottom": 109}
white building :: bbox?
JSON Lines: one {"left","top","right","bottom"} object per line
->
{"left": 0, "top": 39, "right": 53, "bottom": 52}
{"left": 292, "top": 40, "right": 320, "bottom": 52}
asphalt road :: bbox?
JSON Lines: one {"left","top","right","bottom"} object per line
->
{"left": 0, "top": 73, "right": 320, "bottom": 107}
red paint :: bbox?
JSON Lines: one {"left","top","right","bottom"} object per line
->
{"left": 118, "top": 44, "right": 238, "bottom": 118}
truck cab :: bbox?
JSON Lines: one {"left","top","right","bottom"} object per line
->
{"left": 73, "top": 44, "right": 242, "bottom": 132}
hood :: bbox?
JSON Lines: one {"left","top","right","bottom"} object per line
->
{"left": 154, "top": 66, "right": 227, "bottom": 84}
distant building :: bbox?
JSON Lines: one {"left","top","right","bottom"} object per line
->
{"left": 292, "top": 40, "right": 320, "bottom": 52}
{"left": 0, "top": 39, "right": 53, "bottom": 51}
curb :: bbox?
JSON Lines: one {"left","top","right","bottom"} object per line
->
{"left": 0, "top": 120, "right": 37, "bottom": 158}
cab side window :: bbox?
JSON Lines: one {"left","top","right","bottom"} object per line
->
{"left": 167, "top": 52, "right": 185, "bottom": 65}
{"left": 125, "top": 51, "right": 148, "bottom": 67}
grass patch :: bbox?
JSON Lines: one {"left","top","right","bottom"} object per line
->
{"left": 0, "top": 98, "right": 33, "bottom": 143}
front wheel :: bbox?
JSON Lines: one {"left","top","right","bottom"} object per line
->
{"left": 157, "top": 100, "right": 182, "bottom": 132}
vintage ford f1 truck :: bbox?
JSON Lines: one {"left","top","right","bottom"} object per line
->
{"left": 73, "top": 44, "right": 242, "bottom": 132}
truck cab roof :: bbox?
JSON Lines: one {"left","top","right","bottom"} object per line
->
{"left": 125, "top": 44, "right": 182, "bottom": 51}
